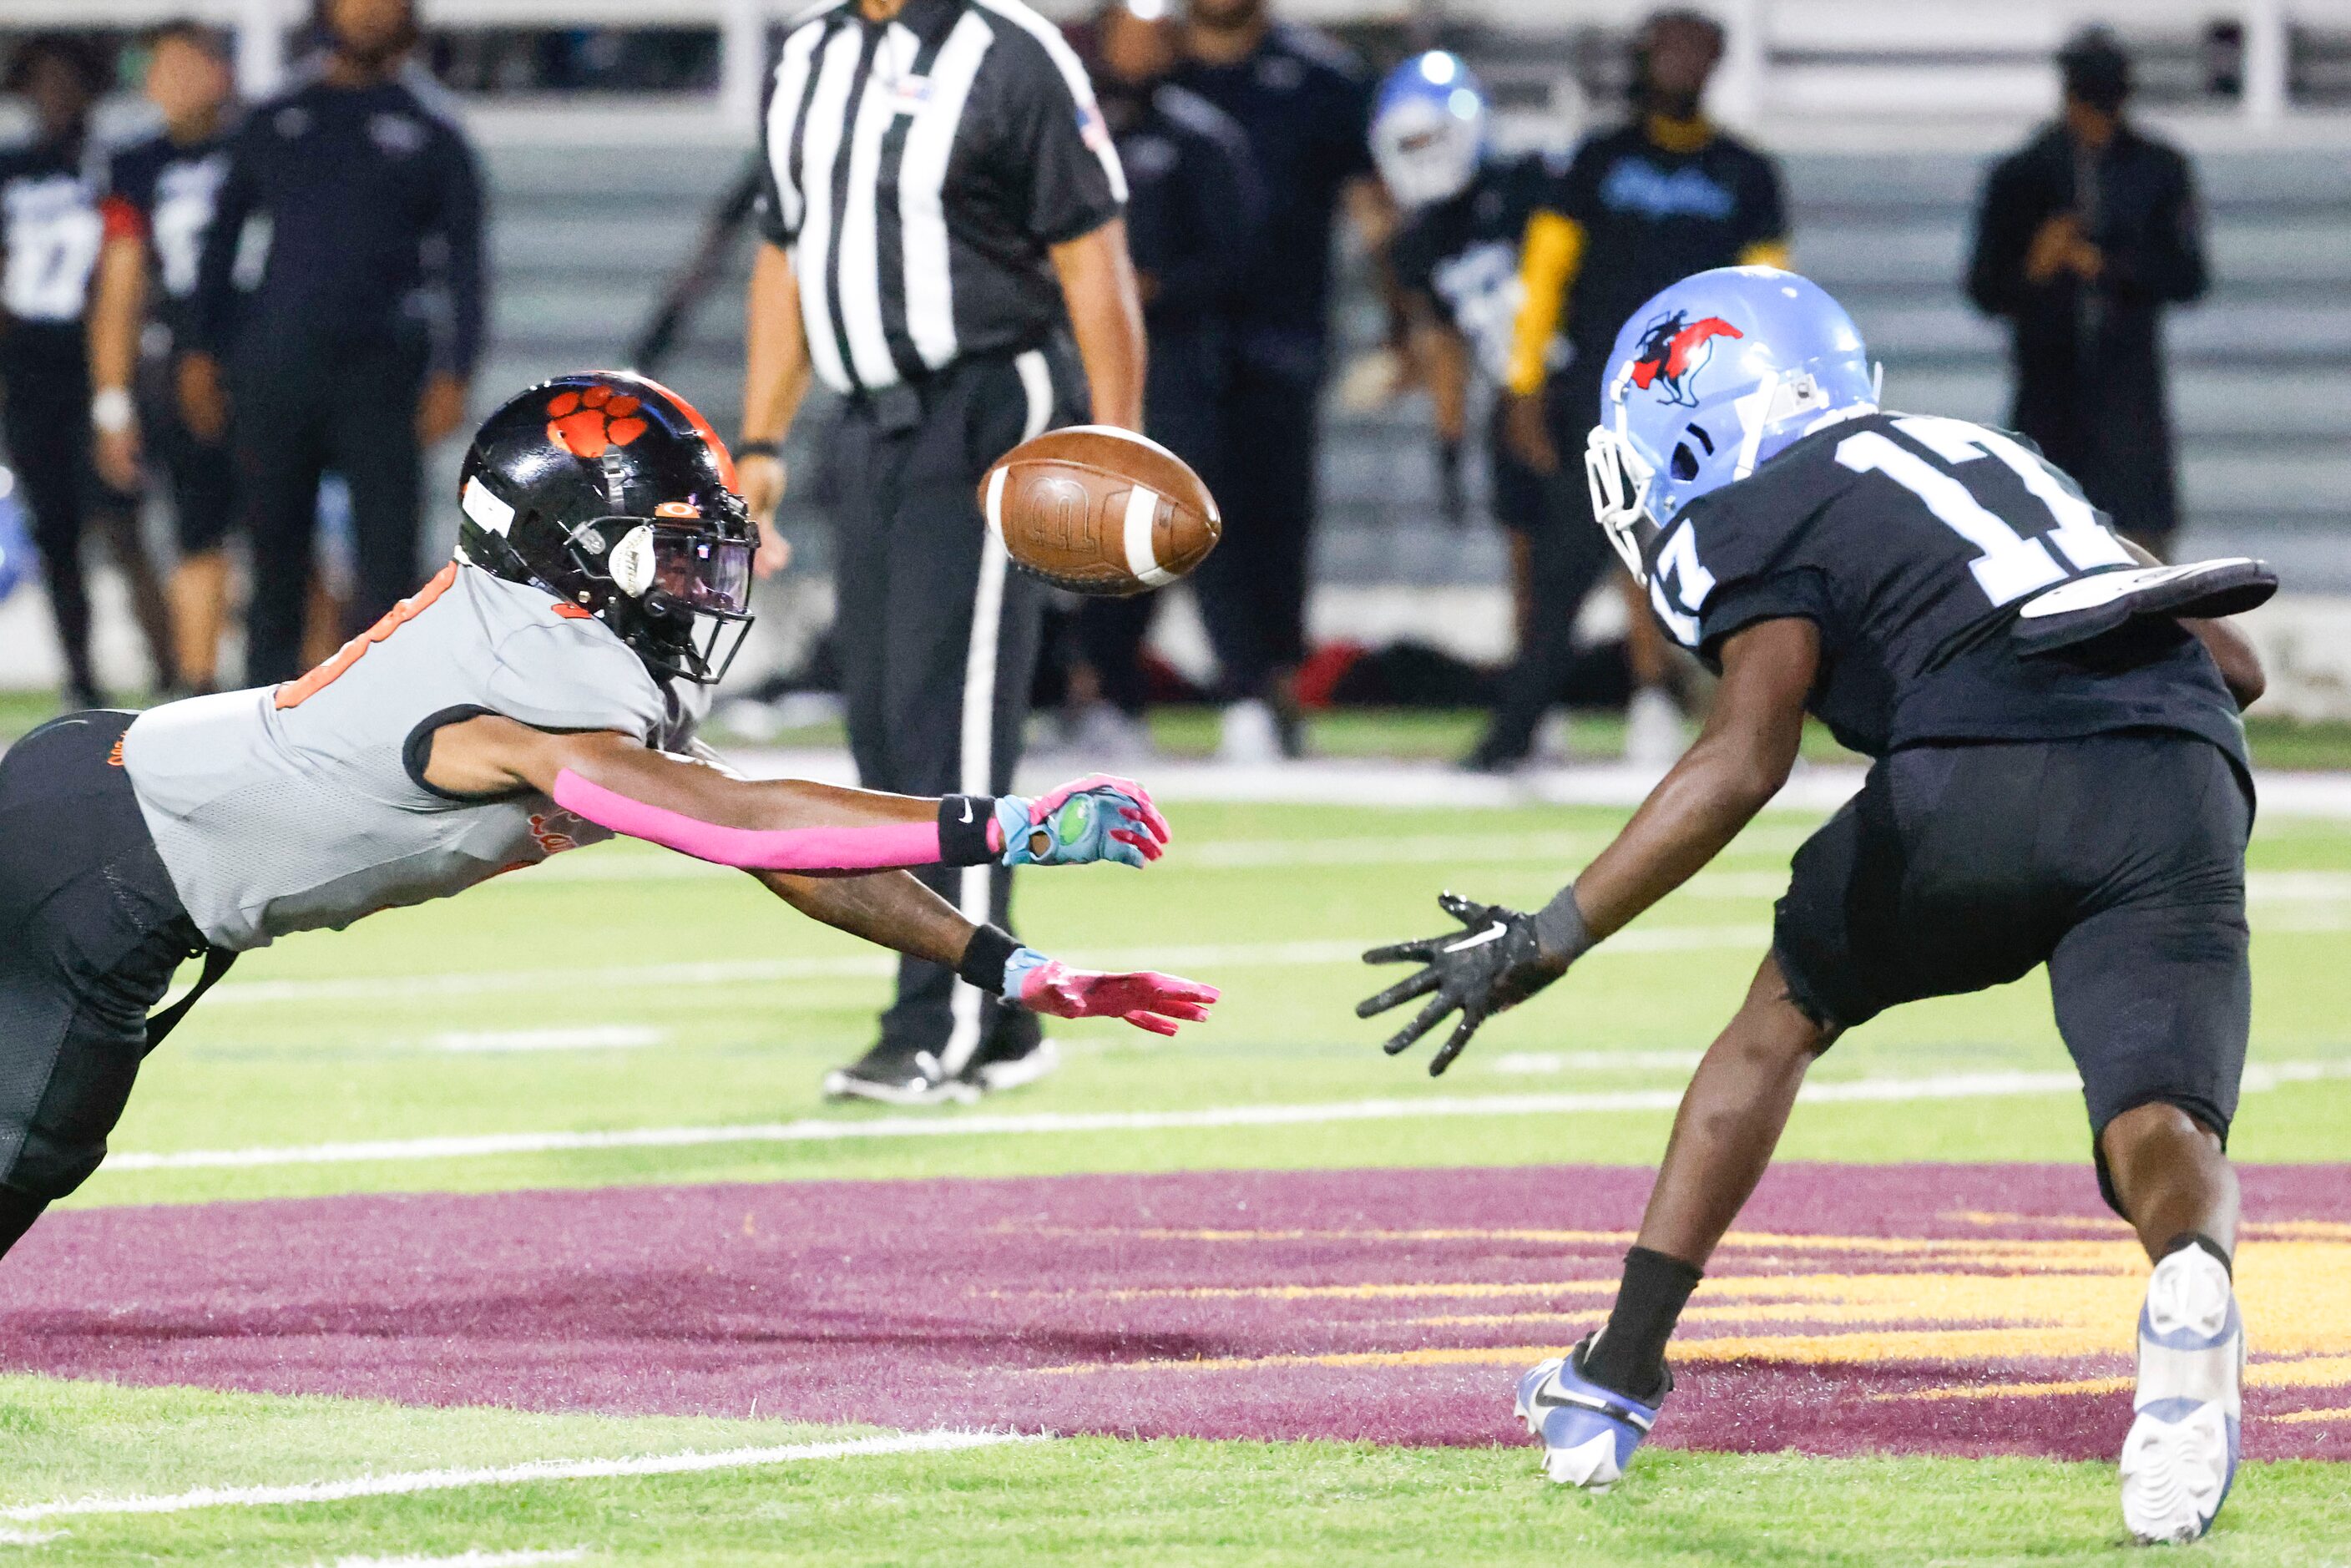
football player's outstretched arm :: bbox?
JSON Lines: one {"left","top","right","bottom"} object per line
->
{"left": 427, "top": 717, "right": 1218, "bottom": 1034}
{"left": 424, "top": 717, "right": 1170, "bottom": 873}
{"left": 1360, "top": 618, "right": 1816, "bottom": 1073}
{"left": 1570, "top": 617, "right": 1818, "bottom": 938}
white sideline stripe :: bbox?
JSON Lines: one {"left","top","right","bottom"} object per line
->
{"left": 331, "top": 1551, "right": 584, "bottom": 1568}
{"left": 432, "top": 1026, "right": 667, "bottom": 1054}
{"left": 0, "top": 1430, "right": 1038, "bottom": 1524}
{"left": 198, "top": 927, "right": 1775, "bottom": 1008}
{"left": 97, "top": 1061, "right": 2351, "bottom": 1173}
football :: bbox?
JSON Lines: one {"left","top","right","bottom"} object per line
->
{"left": 978, "top": 425, "right": 1221, "bottom": 597}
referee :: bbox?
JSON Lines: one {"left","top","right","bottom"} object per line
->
{"left": 739, "top": 0, "right": 1145, "bottom": 1105}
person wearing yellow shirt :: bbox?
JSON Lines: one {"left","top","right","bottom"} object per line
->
{"left": 1469, "top": 9, "right": 1787, "bottom": 773}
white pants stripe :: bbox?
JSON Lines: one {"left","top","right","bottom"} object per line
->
{"left": 940, "top": 348, "right": 1054, "bottom": 1075}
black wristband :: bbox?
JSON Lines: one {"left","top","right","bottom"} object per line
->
{"left": 957, "top": 923, "right": 1021, "bottom": 994}
{"left": 938, "top": 796, "right": 998, "bottom": 865}
{"left": 736, "top": 439, "right": 781, "bottom": 461}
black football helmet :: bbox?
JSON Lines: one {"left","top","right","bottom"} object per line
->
{"left": 457, "top": 372, "right": 756, "bottom": 685}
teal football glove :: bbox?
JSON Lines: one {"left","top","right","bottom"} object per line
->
{"left": 994, "top": 774, "right": 1170, "bottom": 868}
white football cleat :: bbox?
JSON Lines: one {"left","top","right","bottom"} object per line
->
{"left": 1514, "top": 1336, "right": 1667, "bottom": 1491}
{"left": 2120, "top": 1244, "right": 2242, "bottom": 1544}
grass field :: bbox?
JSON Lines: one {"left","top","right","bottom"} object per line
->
{"left": 3, "top": 792, "right": 2349, "bottom": 1562}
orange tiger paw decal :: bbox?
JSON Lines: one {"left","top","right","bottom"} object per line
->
{"left": 547, "top": 384, "right": 648, "bottom": 459}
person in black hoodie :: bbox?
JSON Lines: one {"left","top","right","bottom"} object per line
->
{"left": 0, "top": 33, "right": 178, "bottom": 707}
{"left": 1969, "top": 28, "right": 2207, "bottom": 559}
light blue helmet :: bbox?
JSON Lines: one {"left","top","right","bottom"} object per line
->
{"left": 1371, "top": 52, "right": 1489, "bottom": 209}
{"left": 1584, "top": 266, "right": 1878, "bottom": 579}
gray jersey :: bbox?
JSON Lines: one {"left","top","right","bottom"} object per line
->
{"left": 123, "top": 564, "right": 694, "bottom": 951}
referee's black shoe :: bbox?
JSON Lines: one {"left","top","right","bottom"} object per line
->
{"left": 822, "top": 1044, "right": 978, "bottom": 1106}
{"left": 957, "top": 1009, "right": 1059, "bottom": 1095}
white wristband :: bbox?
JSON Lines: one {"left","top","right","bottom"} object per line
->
{"left": 91, "top": 387, "right": 135, "bottom": 435}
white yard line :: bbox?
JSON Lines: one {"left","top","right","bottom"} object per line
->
{"left": 329, "top": 1551, "right": 585, "bottom": 1568}
{"left": 0, "top": 1430, "right": 1039, "bottom": 1524}
{"left": 96, "top": 1060, "right": 2351, "bottom": 1173}
{"left": 432, "top": 1027, "right": 669, "bottom": 1055}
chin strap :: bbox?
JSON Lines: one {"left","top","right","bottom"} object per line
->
{"left": 552, "top": 770, "right": 1004, "bottom": 872}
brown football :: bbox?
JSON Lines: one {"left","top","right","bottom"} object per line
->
{"left": 979, "top": 425, "right": 1221, "bottom": 597}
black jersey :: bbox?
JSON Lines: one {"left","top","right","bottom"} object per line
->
{"left": 1390, "top": 150, "right": 1561, "bottom": 382}
{"left": 1546, "top": 121, "right": 1783, "bottom": 357}
{"left": 0, "top": 138, "right": 103, "bottom": 333}
{"left": 1647, "top": 408, "right": 2247, "bottom": 769}
{"left": 100, "top": 129, "right": 231, "bottom": 346}
{"left": 1172, "top": 23, "right": 1373, "bottom": 351}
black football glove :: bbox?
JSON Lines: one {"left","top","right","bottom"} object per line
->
{"left": 1358, "top": 889, "right": 1592, "bottom": 1075}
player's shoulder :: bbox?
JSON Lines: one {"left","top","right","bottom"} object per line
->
{"left": 1703, "top": 124, "right": 1778, "bottom": 172}
{"left": 1267, "top": 22, "right": 1368, "bottom": 85}
{"left": 102, "top": 129, "right": 173, "bottom": 192}
{"left": 388, "top": 64, "right": 474, "bottom": 142}
{"left": 458, "top": 567, "right": 666, "bottom": 736}
{"left": 966, "top": 0, "right": 1099, "bottom": 101}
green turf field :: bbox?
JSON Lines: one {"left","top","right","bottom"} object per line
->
{"left": 7, "top": 797, "right": 2350, "bottom": 1561}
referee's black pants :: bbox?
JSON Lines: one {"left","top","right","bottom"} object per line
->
{"left": 231, "top": 335, "right": 428, "bottom": 685}
{"left": 832, "top": 341, "right": 1085, "bottom": 1070}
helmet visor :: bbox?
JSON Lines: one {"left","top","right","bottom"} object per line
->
{"left": 650, "top": 525, "right": 753, "bottom": 615}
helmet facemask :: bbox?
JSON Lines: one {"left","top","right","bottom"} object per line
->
{"left": 563, "top": 504, "right": 756, "bottom": 685}
{"left": 1585, "top": 422, "right": 1661, "bottom": 584}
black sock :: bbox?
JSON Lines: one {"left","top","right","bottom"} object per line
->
{"left": 0, "top": 1186, "right": 46, "bottom": 1263}
{"left": 1583, "top": 1246, "right": 1702, "bottom": 1403}
{"left": 2159, "top": 1231, "right": 2232, "bottom": 1280}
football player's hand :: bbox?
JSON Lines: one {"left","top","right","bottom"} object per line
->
{"left": 178, "top": 352, "right": 229, "bottom": 443}
{"left": 1008, "top": 952, "right": 1219, "bottom": 1036}
{"left": 94, "top": 426, "right": 143, "bottom": 493}
{"left": 995, "top": 774, "right": 1170, "bottom": 868}
{"left": 1358, "top": 892, "right": 1571, "bottom": 1075}
{"left": 417, "top": 373, "right": 470, "bottom": 448}
{"left": 739, "top": 453, "right": 790, "bottom": 577}
{"left": 1503, "top": 392, "right": 1558, "bottom": 476}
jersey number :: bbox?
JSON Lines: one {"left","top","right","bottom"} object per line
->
{"left": 274, "top": 563, "right": 458, "bottom": 710}
{"left": 1833, "top": 416, "right": 2133, "bottom": 607}
{"left": 3, "top": 200, "right": 103, "bottom": 322}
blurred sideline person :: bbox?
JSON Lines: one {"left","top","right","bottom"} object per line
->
{"left": 1968, "top": 28, "right": 2207, "bottom": 560}
{"left": 1494, "top": 9, "right": 1786, "bottom": 771}
{"left": 1064, "top": 0, "right": 1264, "bottom": 759}
{"left": 0, "top": 373, "right": 1214, "bottom": 1267}
{"left": 183, "top": 0, "right": 485, "bottom": 685}
{"left": 738, "top": 0, "right": 1147, "bottom": 1104}
{"left": 0, "top": 34, "right": 178, "bottom": 708}
{"left": 1373, "top": 53, "right": 1580, "bottom": 766}
{"left": 1175, "top": 0, "right": 1386, "bottom": 762}
{"left": 91, "top": 19, "right": 240, "bottom": 695}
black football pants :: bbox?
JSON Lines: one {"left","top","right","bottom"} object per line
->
{"left": 1191, "top": 355, "right": 1320, "bottom": 701}
{"left": 232, "top": 337, "right": 428, "bottom": 685}
{"left": 832, "top": 342, "right": 1084, "bottom": 1070}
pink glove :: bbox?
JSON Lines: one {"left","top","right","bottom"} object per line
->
{"left": 1014, "top": 773, "right": 1170, "bottom": 864}
{"left": 1014, "top": 958, "right": 1220, "bottom": 1038}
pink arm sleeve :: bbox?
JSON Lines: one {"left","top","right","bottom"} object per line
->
{"left": 552, "top": 768, "right": 943, "bottom": 872}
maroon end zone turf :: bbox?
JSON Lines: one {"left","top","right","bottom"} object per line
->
{"left": 2, "top": 1163, "right": 2345, "bottom": 1460}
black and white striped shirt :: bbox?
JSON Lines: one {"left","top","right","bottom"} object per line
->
{"left": 756, "top": 0, "right": 1126, "bottom": 396}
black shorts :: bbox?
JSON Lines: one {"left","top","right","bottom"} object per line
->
{"left": 139, "top": 350, "right": 238, "bottom": 554}
{"left": 1772, "top": 731, "right": 2252, "bottom": 1211}
{"left": 0, "top": 711, "right": 202, "bottom": 1201}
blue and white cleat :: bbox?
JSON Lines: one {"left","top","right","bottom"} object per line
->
{"left": 1514, "top": 1335, "right": 1667, "bottom": 1490}
{"left": 2120, "top": 1245, "right": 2243, "bottom": 1544}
